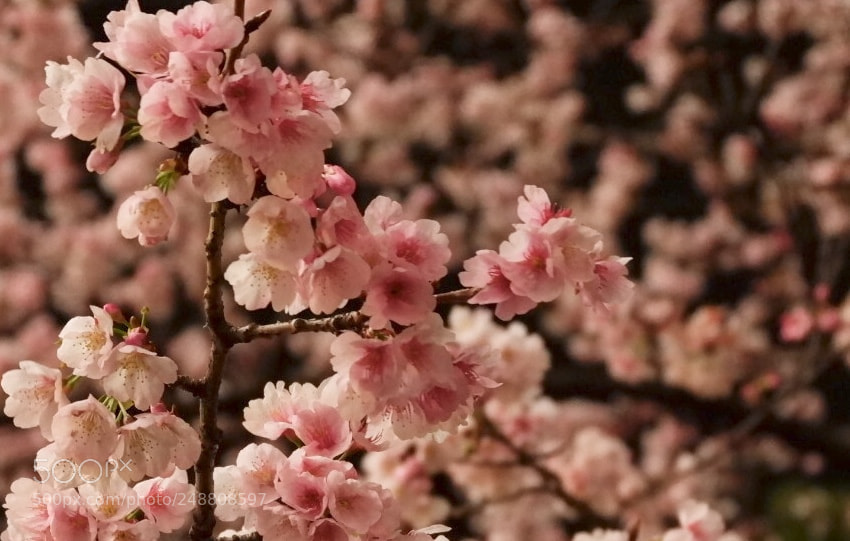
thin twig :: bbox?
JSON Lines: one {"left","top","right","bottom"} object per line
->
{"left": 477, "top": 413, "right": 619, "bottom": 530}
{"left": 235, "top": 287, "right": 481, "bottom": 342}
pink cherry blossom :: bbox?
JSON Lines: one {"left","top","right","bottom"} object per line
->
{"left": 242, "top": 196, "right": 314, "bottom": 270}
{"left": 323, "top": 164, "right": 356, "bottom": 196}
{"left": 101, "top": 343, "right": 178, "bottom": 410}
{"left": 300, "top": 70, "right": 352, "bottom": 134}
{"left": 95, "top": 0, "right": 173, "bottom": 75}
{"left": 579, "top": 256, "right": 634, "bottom": 311}
{"left": 116, "top": 186, "right": 176, "bottom": 247}
{"left": 138, "top": 80, "right": 202, "bottom": 148}
{"left": 382, "top": 219, "right": 451, "bottom": 282}
{"left": 260, "top": 113, "right": 334, "bottom": 199}
{"left": 274, "top": 459, "right": 329, "bottom": 520}
{"left": 225, "top": 252, "right": 298, "bottom": 311}
{"left": 77, "top": 474, "right": 136, "bottom": 522}
{"left": 499, "top": 226, "right": 568, "bottom": 303}
{"left": 51, "top": 396, "right": 118, "bottom": 465}
{"left": 330, "top": 332, "right": 403, "bottom": 399}
{"left": 158, "top": 1, "right": 244, "bottom": 53}
{"left": 221, "top": 55, "right": 277, "bottom": 132}
{"left": 47, "top": 488, "right": 97, "bottom": 541}
{"left": 291, "top": 404, "right": 353, "bottom": 458}
{"left": 57, "top": 305, "right": 114, "bottom": 378}
{"left": 1, "top": 360, "right": 67, "bottom": 439}
{"left": 516, "top": 184, "right": 571, "bottom": 227}
{"left": 326, "top": 471, "right": 383, "bottom": 533}
{"left": 242, "top": 380, "right": 353, "bottom": 457}
{"left": 168, "top": 50, "right": 223, "bottom": 106}
{"left": 362, "top": 264, "right": 436, "bottom": 329}
{"left": 364, "top": 196, "right": 404, "bottom": 234}
{"left": 188, "top": 143, "right": 256, "bottom": 204}
{"left": 459, "top": 249, "right": 537, "bottom": 320}
{"left": 38, "top": 57, "right": 125, "bottom": 151}
{"left": 2, "top": 479, "right": 54, "bottom": 539}
{"left": 301, "top": 246, "right": 371, "bottom": 314}
{"left": 235, "top": 443, "right": 288, "bottom": 508}
{"left": 117, "top": 409, "right": 200, "bottom": 480}
{"left": 134, "top": 468, "right": 195, "bottom": 533}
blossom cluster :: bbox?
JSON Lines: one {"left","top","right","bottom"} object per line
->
{"left": 1, "top": 304, "right": 201, "bottom": 540}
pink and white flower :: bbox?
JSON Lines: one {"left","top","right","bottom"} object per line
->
{"left": 101, "top": 344, "right": 178, "bottom": 410}
{"left": 134, "top": 468, "right": 195, "bottom": 533}
{"left": 51, "top": 396, "right": 118, "bottom": 465}
{"left": 1, "top": 360, "right": 67, "bottom": 439}
{"left": 158, "top": 1, "right": 244, "bottom": 53}
{"left": 225, "top": 253, "right": 298, "bottom": 311}
{"left": 138, "top": 80, "right": 202, "bottom": 148}
{"left": 57, "top": 305, "right": 114, "bottom": 378}
{"left": 361, "top": 264, "right": 436, "bottom": 329}
{"left": 242, "top": 196, "right": 314, "bottom": 270}
{"left": 38, "top": 57, "right": 125, "bottom": 152}
{"left": 116, "top": 186, "right": 176, "bottom": 246}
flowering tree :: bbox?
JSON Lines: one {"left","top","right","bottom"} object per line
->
{"left": 1, "top": 1, "right": 850, "bottom": 540}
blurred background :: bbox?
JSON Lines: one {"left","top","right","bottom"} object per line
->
{"left": 3, "top": 1, "right": 850, "bottom": 539}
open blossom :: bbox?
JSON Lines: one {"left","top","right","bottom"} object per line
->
{"left": 116, "top": 186, "right": 176, "bottom": 246}
{"left": 300, "top": 70, "right": 352, "bottom": 134}
{"left": 57, "top": 305, "right": 114, "bottom": 378}
{"left": 243, "top": 196, "right": 314, "bottom": 269}
{"left": 1, "top": 360, "right": 67, "bottom": 439}
{"left": 516, "top": 184, "right": 572, "bottom": 227}
{"left": 138, "top": 80, "right": 202, "bottom": 147}
{"left": 243, "top": 381, "right": 353, "bottom": 458}
{"left": 101, "top": 344, "right": 178, "bottom": 410}
{"left": 382, "top": 219, "right": 451, "bottom": 282}
{"left": 188, "top": 143, "right": 256, "bottom": 204}
{"left": 361, "top": 264, "right": 436, "bottom": 329}
{"left": 301, "top": 246, "right": 371, "bottom": 314}
{"left": 579, "top": 256, "right": 634, "bottom": 310}
{"left": 158, "top": 0, "right": 244, "bottom": 53}
{"left": 225, "top": 252, "right": 298, "bottom": 311}
{"left": 118, "top": 408, "right": 201, "bottom": 481}
{"left": 134, "top": 468, "right": 195, "bottom": 533}
{"left": 38, "top": 57, "right": 125, "bottom": 151}
{"left": 221, "top": 55, "right": 277, "bottom": 132}
{"left": 51, "top": 396, "right": 118, "bottom": 465}
{"left": 95, "top": 0, "right": 173, "bottom": 75}
{"left": 459, "top": 250, "right": 537, "bottom": 320}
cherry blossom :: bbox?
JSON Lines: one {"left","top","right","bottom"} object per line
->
{"left": 242, "top": 195, "right": 314, "bottom": 270}
{"left": 116, "top": 186, "right": 176, "bottom": 247}
{"left": 224, "top": 252, "right": 299, "bottom": 311}
{"left": 101, "top": 344, "right": 178, "bottom": 410}
{"left": 0, "top": 360, "right": 66, "bottom": 439}
{"left": 38, "top": 57, "right": 125, "bottom": 152}
{"left": 51, "top": 396, "right": 118, "bottom": 465}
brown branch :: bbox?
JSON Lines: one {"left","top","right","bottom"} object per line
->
{"left": 173, "top": 375, "right": 206, "bottom": 398}
{"left": 223, "top": 0, "right": 248, "bottom": 75}
{"left": 235, "top": 287, "right": 481, "bottom": 343}
{"left": 190, "top": 201, "right": 235, "bottom": 541}
{"left": 476, "top": 412, "right": 619, "bottom": 530}
{"left": 449, "top": 486, "right": 551, "bottom": 520}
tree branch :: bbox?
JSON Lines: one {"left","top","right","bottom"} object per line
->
{"left": 234, "top": 287, "right": 481, "bottom": 343}
{"left": 476, "top": 412, "right": 619, "bottom": 530}
{"left": 190, "top": 201, "right": 234, "bottom": 541}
